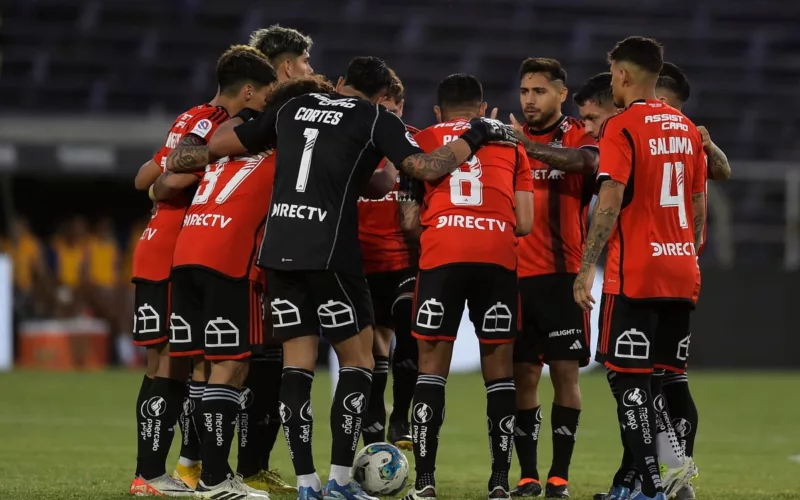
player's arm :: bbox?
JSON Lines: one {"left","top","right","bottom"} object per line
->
{"left": 398, "top": 174, "right": 423, "bottom": 241}
{"left": 697, "top": 126, "right": 731, "bottom": 181}
{"left": 362, "top": 160, "right": 398, "bottom": 199}
{"left": 134, "top": 159, "right": 162, "bottom": 190}
{"left": 514, "top": 147, "right": 534, "bottom": 236}
{"left": 152, "top": 171, "right": 200, "bottom": 201}
{"left": 166, "top": 135, "right": 217, "bottom": 173}
{"left": 509, "top": 114, "right": 598, "bottom": 174}
{"left": 373, "top": 109, "right": 513, "bottom": 182}
{"left": 692, "top": 192, "right": 705, "bottom": 251}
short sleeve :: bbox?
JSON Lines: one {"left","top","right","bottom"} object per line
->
{"left": 515, "top": 144, "right": 534, "bottom": 192}
{"left": 185, "top": 107, "right": 229, "bottom": 142}
{"left": 597, "top": 119, "right": 633, "bottom": 186}
{"left": 371, "top": 107, "right": 424, "bottom": 166}
{"left": 152, "top": 147, "right": 168, "bottom": 171}
{"left": 413, "top": 128, "right": 441, "bottom": 154}
{"left": 692, "top": 130, "right": 708, "bottom": 194}
{"left": 234, "top": 107, "right": 280, "bottom": 155}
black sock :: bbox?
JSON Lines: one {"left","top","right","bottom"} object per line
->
{"left": 137, "top": 376, "right": 186, "bottom": 479}
{"left": 608, "top": 369, "right": 637, "bottom": 487}
{"left": 331, "top": 367, "right": 372, "bottom": 467}
{"left": 548, "top": 404, "right": 581, "bottom": 482}
{"left": 178, "top": 380, "right": 204, "bottom": 462}
{"left": 237, "top": 363, "right": 269, "bottom": 478}
{"left": 199, "top": 384, "right": 240, "bottom": 486}
{"left": 135, "top": 375, "right": 154, "bottom": 476}
{"left": 390, "top": 297, "right": 417, "bottom": 423}
{"left": 363, "top": 355, "right": 389, "bottom": 444}
{"left": 615, "top": 373, "right": 662, "bottom": 497}
{"left": 412, "top": 373, "right": 446, "bottom": 489}
{"left": 486, "top": 378, "right": 516, "bottom": 491}
{"left": 279, "top": 367, "right": 316, "bottom": 476}
{"left": 514, "top": 407, "right": 541, "bottom": 481}
{"left": 662, "top": 372, "right": 698, "bottom": 457}
{"left": 260, "top": 347, "right": 283, "bottom": 471}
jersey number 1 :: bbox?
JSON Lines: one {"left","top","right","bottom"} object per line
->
{"left": 660, "top": 161, "right": 688, "bottom": 228}
{"left": 295, "top": 128, "right": 319, "bottom": 192}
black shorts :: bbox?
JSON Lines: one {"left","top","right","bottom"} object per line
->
{"left": 266, "top": 269, "right": 374, "bottom": 343}
{"left": 596, "top": 293, "right": 692, "bottom": 374}
{"left": 514, "top": 274, "right": 591, "bottom": 366}
{"left": 366, "top": 267, "right": 417, "bottom": 328}
{"left": 412, "top": 264, "right": 518, "bottom": 344}
{"left": 132, "top": 280, "right": 170, "bottom": 347}
{"left": 168, "top": 267, "right": 264, "bottom": 360}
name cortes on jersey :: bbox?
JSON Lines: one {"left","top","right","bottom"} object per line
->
{"left": 131, "top": 104, "right": 229, "bottom": 283}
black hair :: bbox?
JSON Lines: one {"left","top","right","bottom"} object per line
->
{"left": 436, "top": 73, "right": 483, "bottom": 109}
{"left": 657, "top": 61, "right": 691, "bottom": 103}
{"left": 249, "top": 25, "right": 312, "bottom": 64}
{"left": 216, "top": 45, "right": 277, "bottom": 94}
{"left": 607, "top": 36, "right": 664, "bottom": 75}
{"left": 342, "top": 56, "right": 394, "bottom": 99}
{"left": 573, "top": 72, "right": 613, "bottom": 107}
{"left": 519, "top": 57, "right": 567, "bottom": 85}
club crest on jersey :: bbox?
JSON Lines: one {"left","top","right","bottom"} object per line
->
{"left": 549, "top": 138, "right": 563, "bottom": 148}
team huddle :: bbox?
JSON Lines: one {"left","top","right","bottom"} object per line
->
{"left": 128, "top": 24, "right": 731, "bottom": 500}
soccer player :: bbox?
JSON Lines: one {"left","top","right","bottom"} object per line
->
{"left": 205, "top": 56, "right": 513, "bottom": 500}
{"left": 572, "top": 37, "right": 707, "bottom": 500}
{"left": 229, "top": 24, "right": 314, "bottom": 494}
{"left": 505, "top": 58, "right": 599, "bottom": 499}
{"left": 357, "top": 73, "right": 420, "bottom": 449}
{"left": 400, "top": 73, "right": 533, "bottom": 500}
{"left": 655, "top": 61, "right": 731, "bottom": 500}
{"left": 129, "top": 45, "right": 276, "bottom": 498}
{"left": 573, "top": 73, "right": 619, "bottom": 141}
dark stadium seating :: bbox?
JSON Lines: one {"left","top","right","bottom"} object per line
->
{"left": 3, "top": 0, "right": 800, "bottom": 160}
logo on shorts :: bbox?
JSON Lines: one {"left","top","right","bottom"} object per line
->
{"left": 535, "top": 407, "right": 542, "bottom": 423}
{"left": 677, "top": 335, "right": 691, "bottom": 361}
{"left": 672, "top": 418, "right": 692, "bottom": 437}
{"left": 169, "top": 313, "right": 192, "bottom": 344}
{"left": 416, "top": 299, "right": 445, "bottom": 330}
{"left": 318, "top": 300, "right": 355, "bottom": 329}
{"left": 205, "top": 317, "right": 239, "bottom": 348}
{"left": 271, "top": 299, "right": 302, "bottom": 327}
{"left": 343, "top": 393, "right": 366, "bottom": 414}
{"left": 413, "top": 403, "right": 433, "bottom": 424}
{"left": 653, "top": 394, "right": 666, "bottom": 413}
{"left": 300, "top": 400, "right": 313, "bottom": 422}
{"left": 145, "top": 397, "right": 167, "bottom": 417}
{"left": 239, "top": 388, "right": 255, "bottom": 410}
{"left": 614, "top": 328, "right": 650, "bottom": 360}
{"left": 499, "top": 415, "right": 516, "bottom": 435}
{"left": 622, "top": 388, "right": 647, "bottom": 407}
{"left": 483, "top": 302, "right": 512, "bottom": 333}
{"left": 135, "top": 304, "right": 160, "bottom": 335}
{"left": 278, "top": 402, "right": 292, "bottom": 423}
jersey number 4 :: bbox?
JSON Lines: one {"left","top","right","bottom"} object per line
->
{"left": 450, "top": 156, "right": 483, "bottom": 206}
{"left": 660, "top": 161, "right": 688, "bottom": 228}
{"left": 193, "top": 159, "right": 260, "bottom": 205}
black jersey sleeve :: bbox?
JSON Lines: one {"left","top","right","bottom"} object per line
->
{"left": 371, "top": 107, "right": 424, "bottom": 167}
{"left": 233, "top": 106, "right": 280, "bottom": 154}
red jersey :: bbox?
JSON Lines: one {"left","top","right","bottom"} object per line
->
{"left": 358, "top": 125, "right": 420, "bottom": 274}
{"left": 413, "top": 119, "right": 533, "bottom": 271}
{"left": 517, "top": 116, "right": 598, "bottom": 277}
{"left": 132, "top": 104, "right": 229, "bottom": 282}
{"left": 598, "top": 100, "right": 706, "bottom": 301}
{"left": 173, "top": 155, "right": 274, "bottom": 284}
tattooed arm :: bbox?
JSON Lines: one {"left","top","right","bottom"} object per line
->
{"left": 574, "top": 180, "right": 625, "bottom": 311}
{"left": 152, "top": 171, "right": 200, "bottom": 201}
{"left": 398, "top": 200, "right": 422, "bottom": 243}
{"left": 166, "top": 135, "right": 217, "bottom": 173}
{"left": 692, "top": 192, "right": 706, "bottom": 250}
{"left": 517, "top": 134, "right": 599, "bottom": 175}
{"left": 697, "top": 126, "right": 731, "bottom": 181}
{"left": 397, "top": 140, "right": 471, "bottom": 181}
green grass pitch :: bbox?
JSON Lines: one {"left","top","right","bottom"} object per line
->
{"left": 1, "top": 370, "right": 800, "bottom": 499}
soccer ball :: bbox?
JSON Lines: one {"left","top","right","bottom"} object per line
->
{"left": 353, "top": 442, "right": 409, "bottom": 495}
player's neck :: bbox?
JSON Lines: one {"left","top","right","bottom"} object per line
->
{"left": 442, "top": 112, "right": 478, "bottom": 122}
{"left": 213, "top": 94, "right": 244, "bottom": 117}
{"left": 623, "top": 86, "right": 658, "bottom": 107}
{"left": 337, "top": 85, "right": 370, "bottom": 101}
{"left": 528, "top": 111, "right": 563, "bottom": 132}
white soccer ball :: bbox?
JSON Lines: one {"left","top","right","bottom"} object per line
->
{"left": 352, "top": 442, "right": 409, "bottom": 495}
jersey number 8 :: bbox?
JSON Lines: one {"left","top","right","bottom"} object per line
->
{"left": 660, "top": 161, "right": 688, "bottom": 228}
{"left": 450, "top": 155, "right": 483, "bottom": 206}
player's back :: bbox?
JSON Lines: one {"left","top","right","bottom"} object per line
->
{"left": 174, "top": 155, "right": 274, "bottom": 280}
{"left": 261, "top": 92, "right": 399, "bottom": 275}
{"left": 414, "top": 119, "right": 530, "bottom": 271}
{"left": 599, "top": 100, "right": 706, "bottom": 301}
{"left": 132, "top": 104, "right": 229, "bottom": 283}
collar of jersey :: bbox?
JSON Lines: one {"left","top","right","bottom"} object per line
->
{"left": 524, "top": 114, "right": 567, "bottom": 136}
